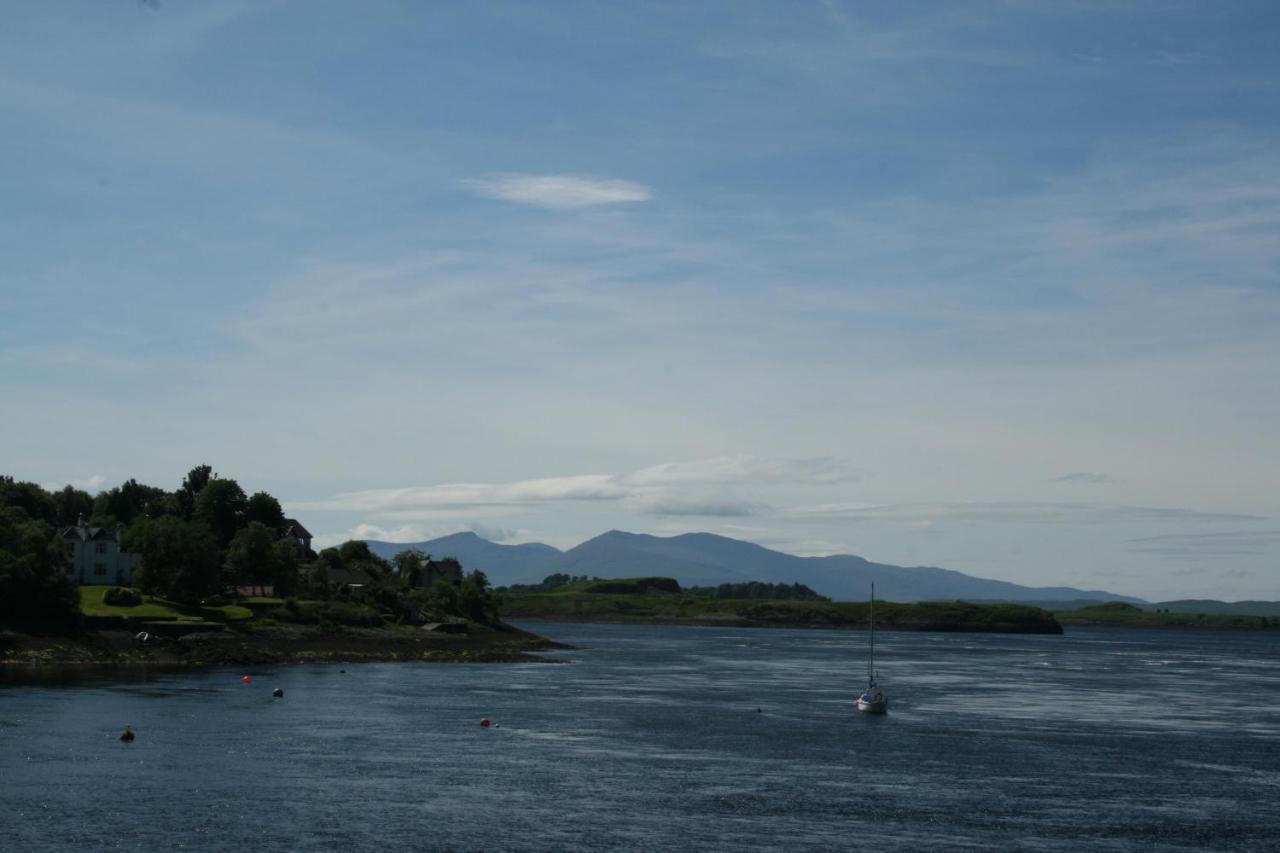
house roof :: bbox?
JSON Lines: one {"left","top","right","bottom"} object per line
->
{"left": 59, "top": 525, "right": 119, "bottom": 543}
{"left": 282, "top": 518, "right": 312, "bottom": 539}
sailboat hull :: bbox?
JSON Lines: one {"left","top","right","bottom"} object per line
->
{"left": 855, "top": 696, "right": 888, "bottom": 714}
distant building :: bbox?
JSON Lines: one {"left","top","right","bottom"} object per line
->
{"left": 414, "top": 557, "right": 464, "bottom": 589}
{"left": 281, "top": 518, "right": 314, "bottom": 556}
{"left": 59, "top": 515, "right": 137, "bottom": 586}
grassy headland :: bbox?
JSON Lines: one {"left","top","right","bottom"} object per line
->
{"left": 499, "top": 577, "right": 1064, "bottom": 634}
{"left": 1, "top": 588, "right": 560, "bottom": 667}
{"left": 1053, "top": 601, "right": 1280, "bottom": 630}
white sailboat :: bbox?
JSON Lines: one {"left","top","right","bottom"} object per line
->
{"left": 854, "top": 583, "right": 888, "bottom": 714}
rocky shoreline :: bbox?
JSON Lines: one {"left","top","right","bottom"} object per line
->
{"left": 0, "top": 622, "right": 567, "bottom": 668}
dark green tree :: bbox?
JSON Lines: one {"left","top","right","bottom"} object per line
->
{"left": 0, "top": 476, "right": 57, "bottom": 525}
{"left": 391, "top": 549, "right": 427, "bottom": 585}
{"left": 224, "top": 522, "right": 280, "bottom": 595}
{"left": 92, "top": 478, "right": 172, "bottom": 527}
{"left": 458, "top": 570, "right": 499, "bottom": 623}
{"left": 176, "top": 464, "right": 215, "bottom": 519}
{"left": 338, "top": 539, "right": 376, "bottom": 565}
{"left": 270, "top": 539, "right": 300, "bottom": 596}
{"left": 0, "top": 505, "right": 78, "bottom": 627}
{"left": 52, "top": 485, "right": 94, "bottom": 527}
{"left": 123, "top": 516, "right": 221, "bottom": 604}
{"left": 244, "top": 491, "right": 286, "bottom": 531}
{"left": 193, "top": 478, "right": 247, "bottom": 547}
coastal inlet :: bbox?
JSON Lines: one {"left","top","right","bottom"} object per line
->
{"left": 3, "top": 622, "right": 1279, "bottom": 852}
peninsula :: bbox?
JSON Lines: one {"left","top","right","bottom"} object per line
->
{"left": 498, "top": 576, "right": 1065, "bottom": 634}
{"left": 0, "top": 469, "right": 560, "bottom": 667}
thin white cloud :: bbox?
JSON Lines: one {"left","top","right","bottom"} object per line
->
{"left": 464, "top": 173, "right": 652, "bottom": 209}
{"left": 294, "top": 456, "right": 852, "bottom": 519}
{"left": 312, "top": 521, "right": 532, "bottom": 550}
{"left": 41, "top": 474, "right": 106, "bottom": 493}
{"left": 622, "top": 455, "right": 858, "bottom": 486}
{"left": 624, "top": 495, "right": 767, "bottom": 518}
{"left": 787, "top": 502, "right": 1265, "bottom": 526}
{"left": 1051, "top": 472, "right": 1113, "bottom": 484}
{"left": 1126, "top": 530, "right": 1280, "bottom": 559}
{"left": 294, "top": 474, "right": 624, "bottom": 513}
{"left": 312, "top": 521, "right": 479, "bottom": 551}
{"left": 466, "top": 522, "right": 521, "bottom": 543}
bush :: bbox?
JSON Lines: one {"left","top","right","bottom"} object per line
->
{"left": 103, "top": 586, "right": 143, "bottom": 607}
{"left": 317, "top": 602, "right": 382, "bottom": 627}
{"left": 271, "top": 606, "right": 300, "bottom": 624}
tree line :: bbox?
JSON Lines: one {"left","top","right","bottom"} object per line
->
{"left": 0, "top": 467, "right": 499, "bottom": 628}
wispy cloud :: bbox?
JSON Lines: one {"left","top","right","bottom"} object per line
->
{"left": 1127, "top": 530, "right": 1280, "bottom": 559}
{"left": 41, "top": 474, "right": 106, "bottom": 493}
{"left": 1051, "top": 472, "right": 1113, "bottom": 484}
{"left": 314, "top": 522, "right": 445, "bottom": 550}
{"left": 294, "top": 455, "right": 847, "bottom": 519}
{"left": 621, "top": 455, "right": 858, "bottom": 486}
{"left": 463, "top": 174, "right": 652, "bottom": 209}
{"left": 787, "top": 502, "right": 1265, "bottom": 526}
{"left": 312, "top": 520, "right": 530, "bottom": 550}
{"left": 625, "top": 495, "right": 767, "bottom": 518}
{"left": 295, "top": 475, "right": 624, "bottom": 513}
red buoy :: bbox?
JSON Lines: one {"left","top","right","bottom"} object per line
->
{"left": 242, "top": 675, "right": 252, "bottom": 685}
{"left": 479, "top": 718, "right": 491, "bottom": 728}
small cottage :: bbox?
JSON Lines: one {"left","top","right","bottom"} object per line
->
{"left": 59, "top": 515, "right": 138, "bottom": 586}
{"left": 414, "top": 556, "right": 464, "bottom": 589}
{"left": 281, "top": 517, "right": 314, "bottom": 556}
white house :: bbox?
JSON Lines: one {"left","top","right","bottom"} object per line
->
{"left": 60, "top": 515, "right": 137, "bottom": 586}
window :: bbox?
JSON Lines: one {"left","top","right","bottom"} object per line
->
{"left": 94, "top": 563, "right": 107, "bottom": 576}
{"left": 95, "top": 542, "right": 107, "bottom": 554}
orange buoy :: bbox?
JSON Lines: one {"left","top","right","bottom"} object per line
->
{"left": 479, "top": 718, "right": 491, "bottom": 728}
{"left": 242, "top": 675, "right": 252, "bottom": 685}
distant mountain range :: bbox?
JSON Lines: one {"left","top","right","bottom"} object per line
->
{"left": 364, "top": 530, "right": 1145, "bottom": 604}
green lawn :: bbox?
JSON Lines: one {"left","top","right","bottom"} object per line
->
{"left": 79, "top": 586, "right": 253, "bottom": 623}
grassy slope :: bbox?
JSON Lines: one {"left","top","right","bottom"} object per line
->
{"left": 78, "top": 587, "right": 252, "bottom": 623}
{"left": 1054, "top": 601, "right": 1280, "bottom": 630}
{"left": 499, "top": 580, "right": 1063, "bottom": 633}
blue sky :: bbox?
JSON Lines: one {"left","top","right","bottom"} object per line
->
{"left": 3, "top": 1, "right": 1278, "bottom": 599}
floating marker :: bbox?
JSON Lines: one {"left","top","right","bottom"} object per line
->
{"left": 272, "top": 688, "right": 284, "bottom": 699}
{"left": 242, "top": 675, "right": 252, "bottom": 685}
{"left": 479, "top": 718, "right": 491, "bottom": 728}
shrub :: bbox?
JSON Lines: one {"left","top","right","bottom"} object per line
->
{"left": 271, "top": 606, "right": 300, "bottom": 624}
{"left": 317, "top": 602, "right": 382, "bottom": 627}
{"left": 103, "top": 586, "right": 143, "bottom": 607}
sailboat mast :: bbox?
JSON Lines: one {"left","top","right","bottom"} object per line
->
{"left": 868, "top": 582, "right": 875, "bottom": 686}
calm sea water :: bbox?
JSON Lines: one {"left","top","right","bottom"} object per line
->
{"left": 3, "top": 624, "right": 1279, "bottom": 852}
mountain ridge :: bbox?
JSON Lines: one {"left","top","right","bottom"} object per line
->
{"left": 364, "top": 529, "right": 1144, "bottom": 604}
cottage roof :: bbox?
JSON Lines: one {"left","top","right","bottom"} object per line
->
{"left": 59, "top": 525, "right": 119, "bottom": 543}
{"left": 282, "top": 518, "right": 312, "bottom": 539}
